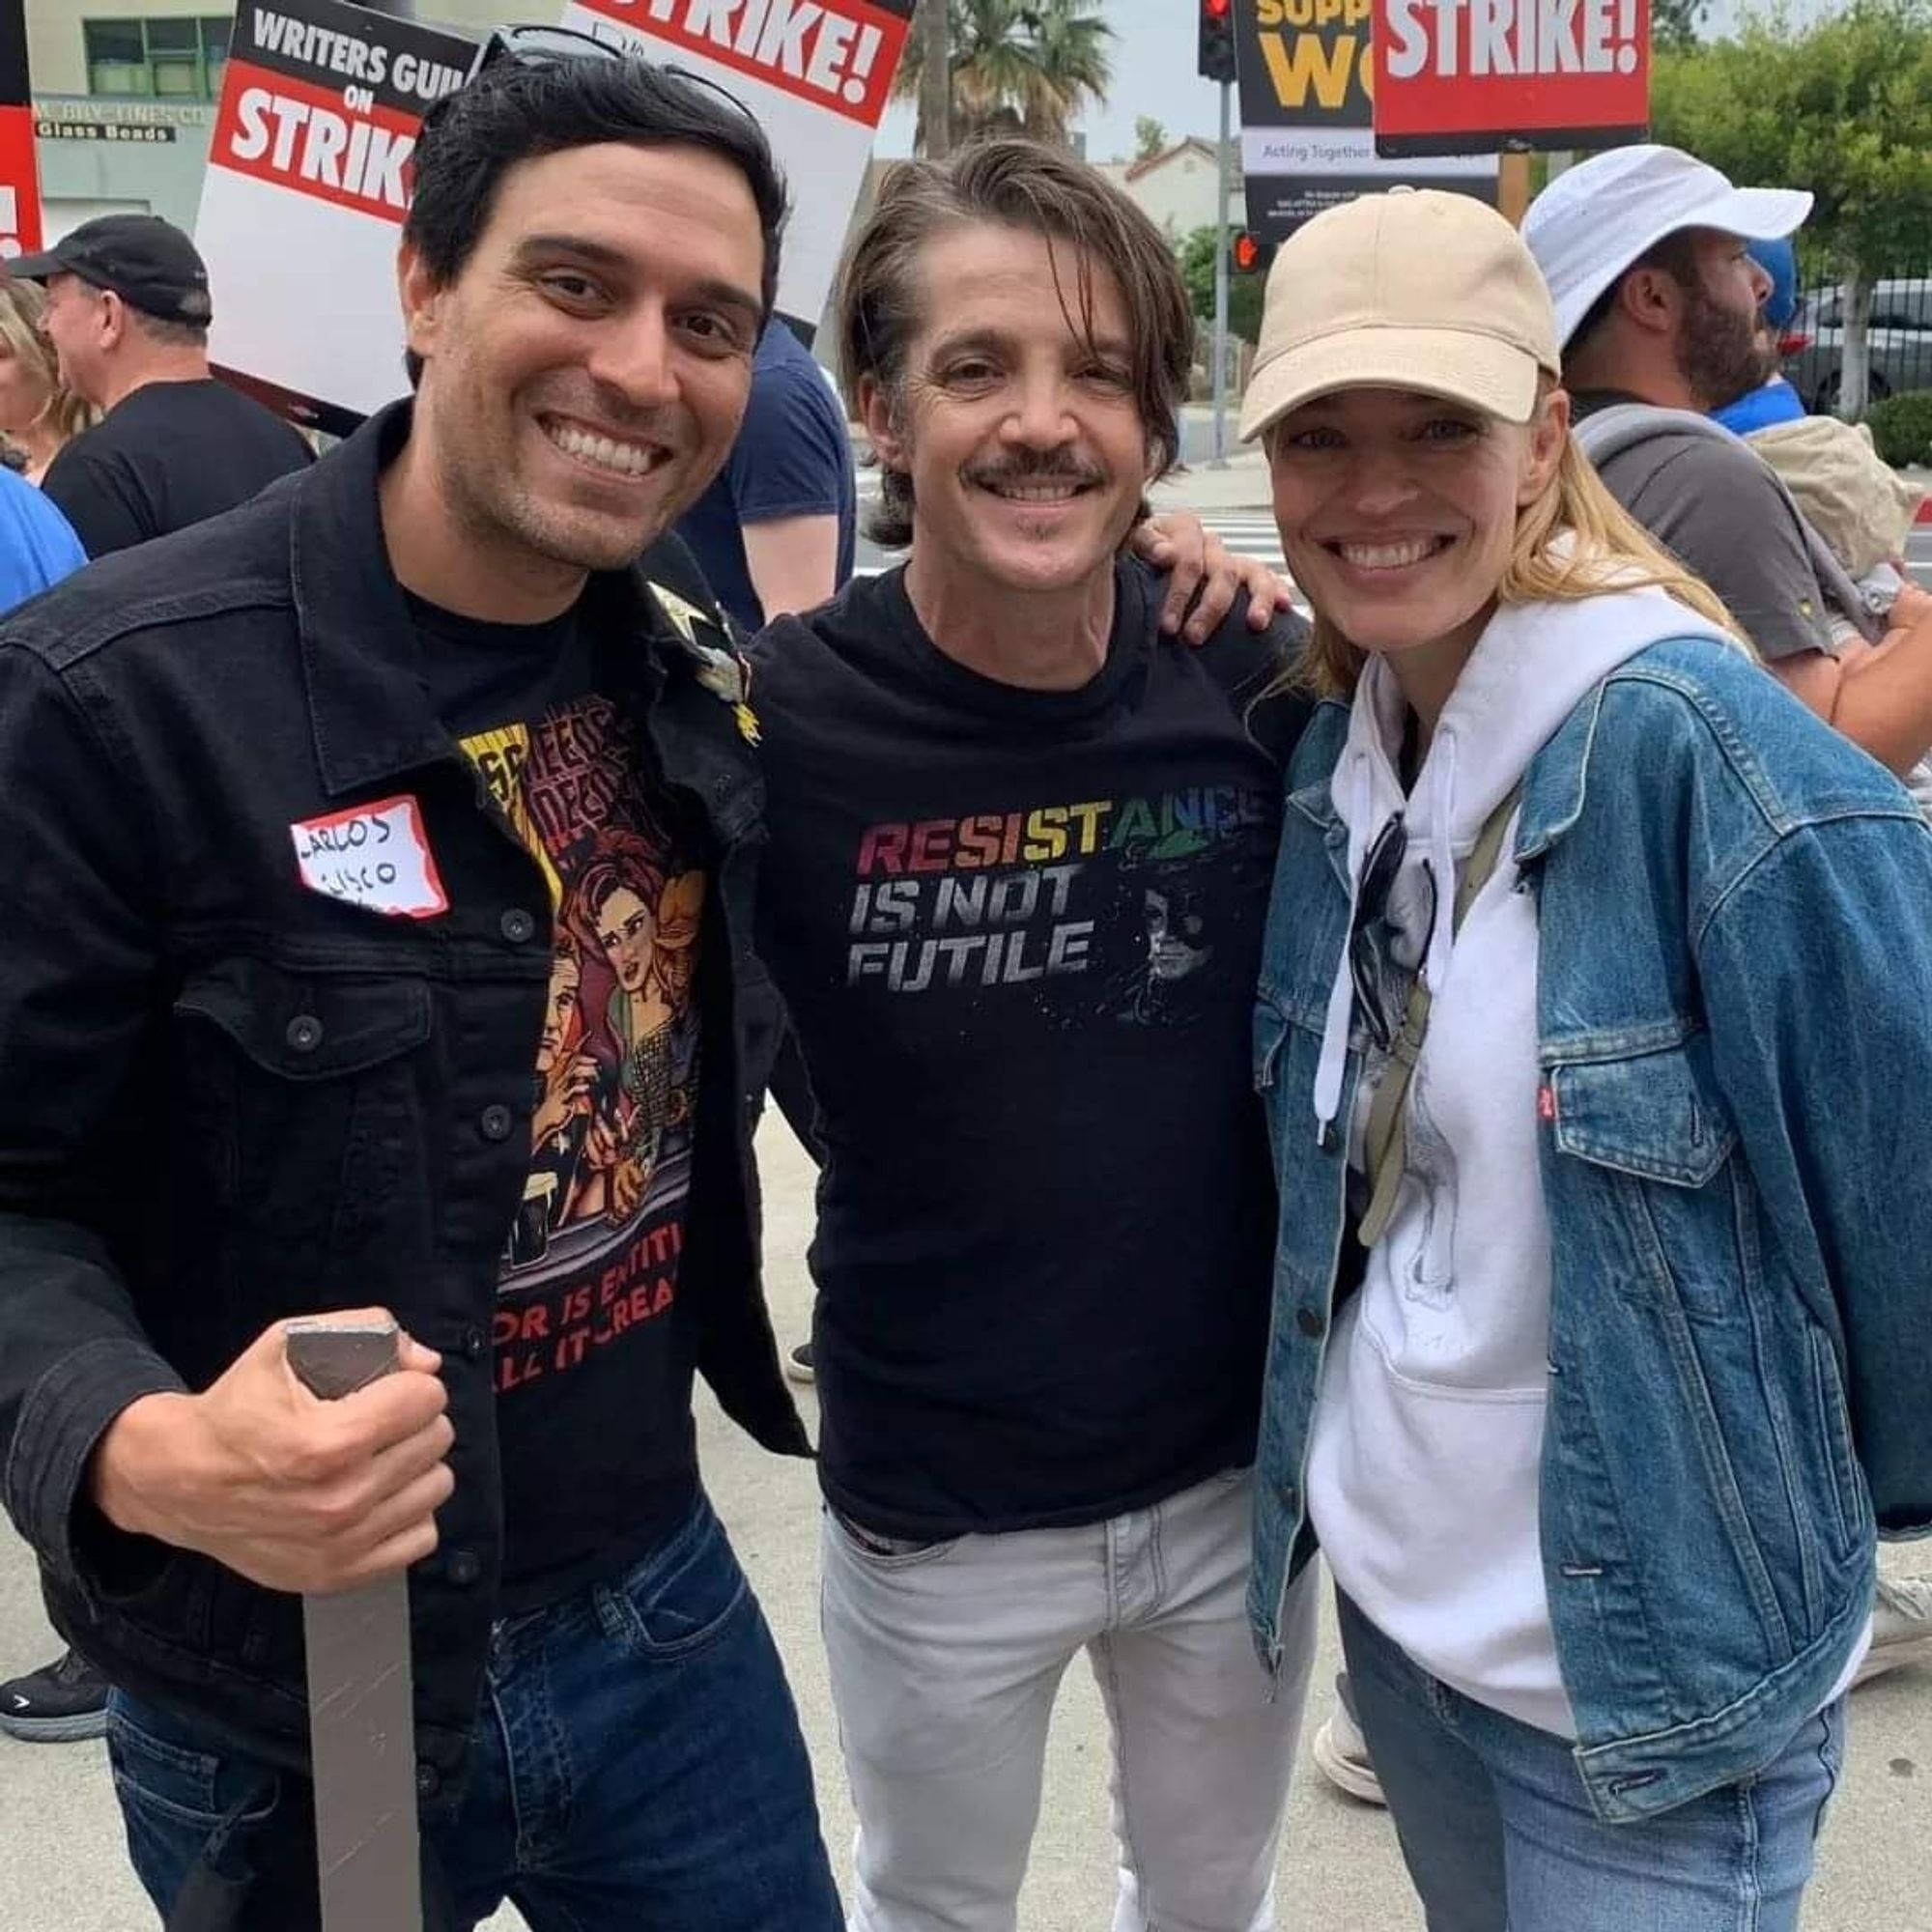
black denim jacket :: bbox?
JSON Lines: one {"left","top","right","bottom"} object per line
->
{"left": 0, "top": 402, "right": 809, "bottom": 1794}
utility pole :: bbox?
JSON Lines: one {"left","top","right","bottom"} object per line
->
{"left": 1197, "top": 0, "right": 1237, "bottom": 467}
{"left": 919, "top": 0, "right": 950, "bottom": 156}
{"left": 1210, "top": 76, "right": 1232, "bottom": 467}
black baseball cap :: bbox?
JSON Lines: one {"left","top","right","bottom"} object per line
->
{"left": 10, "top": 214, "right": 213, "bottom": 327}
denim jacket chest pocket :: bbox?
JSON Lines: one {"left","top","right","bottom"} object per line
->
{"left": 173, "top": 957, "right": 436, "bottom": 1259}
{"left": 1544, "top": 1031, "right": 1747, "bottom": 1324}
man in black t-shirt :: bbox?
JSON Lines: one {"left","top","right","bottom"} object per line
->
{"left": 752, "top": 141, "right": 1321, "bottom": 1932}
{"left": 14, "top": 214, "right": 312, "bottom": 557}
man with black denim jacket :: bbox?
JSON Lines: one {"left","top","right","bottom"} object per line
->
{"left": 0, "top": 47, "right": 837, "bottom": 1932}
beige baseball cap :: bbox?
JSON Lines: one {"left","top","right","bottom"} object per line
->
{"left": 1239, "top": 189, "right": 1563, "bottom": 442}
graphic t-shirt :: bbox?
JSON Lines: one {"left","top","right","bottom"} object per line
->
{"left": 414, "top": 592, "right": 706, "bottom": 1610}
{"left": 751, "top": 560, "right": 1311, "bottom": 1537}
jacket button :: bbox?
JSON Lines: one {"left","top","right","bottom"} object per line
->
{"left": 1295, "top": 1306, "right": 1325, "bottom": 1338}
{"left": 285, "top": 1014, "right": 324, "bottom": 1053}
{"left": 1278, "top": 1482, "right": 1299, "bottom": 1512}
{"left": 499, "top": 908, "right": 536, "bottom": 944}
{"left": 446, "top": 1549, "right": 482, "bottom": 1587}
{"left": 416, "top": 1762, "right": 441, "bottom": 1800}
{"left": 479, "top": 1104, "right": 515, "bottom": 1142}
{"left": 462, "top": 1325, "right": 486, "bottom": 1360}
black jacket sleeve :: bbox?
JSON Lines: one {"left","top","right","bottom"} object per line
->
{"left": 0, "top": 643, "right": 185, "bottom": 1588}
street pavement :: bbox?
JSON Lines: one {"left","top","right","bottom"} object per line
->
{"left": 2, "top": 1117, "right": 1929, "bottom": 1930}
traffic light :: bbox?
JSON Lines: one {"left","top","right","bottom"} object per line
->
{"left": 1198, "top": 0, "right": 1237, "bottom": 83}
{"left": 1230, "top": 231, "right": 1272, "bottom": 274}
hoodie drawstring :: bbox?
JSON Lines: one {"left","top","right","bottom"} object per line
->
{"left": 1424, "top": 728, "right": 1459, "bottom": 996}
{"left": 1311, "top": 751, "right": 1373, "bottom": 1140}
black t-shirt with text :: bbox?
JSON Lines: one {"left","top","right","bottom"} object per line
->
{"left": 413, "top": 590, "right": 706, "bottom": 1611}
{"left": 42, "top": 377, "right": 314, "bottom": 557}
{"left": 752, "top": 560, "right": 1310, "bottom": 1538}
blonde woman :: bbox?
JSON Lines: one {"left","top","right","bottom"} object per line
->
{"left": 0, "top": 278, "right": 92, "bottom": 481}
{"left": 1241, "top": 189, "right": 1932, "bottom": 1928}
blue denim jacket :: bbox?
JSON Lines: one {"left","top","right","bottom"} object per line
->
{"left": 1251, "top": 639, "right": 1932, "bottom": 1823}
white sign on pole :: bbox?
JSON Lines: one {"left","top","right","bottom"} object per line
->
{"left": 194, "top": 0, "right": 478, "bottom": 433}
{"left": 554, "top": 0, "right": 914, "bottom": 336}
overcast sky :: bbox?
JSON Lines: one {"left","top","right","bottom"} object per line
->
{"left": 870, "top": 0, "right": 1840, "bottom": 161}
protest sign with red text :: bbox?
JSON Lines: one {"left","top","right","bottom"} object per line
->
{"left": 557, "top": 0, "right": 912, "bottom": 334}
{"left": 195, "top": 0, "right": 478, "bottom": 433}
{"left": 1236, "top": 0, "right": 1494, "bottom": 239}
{"left": 0, "top": 0, "right": 41, "bottom": 258}
{"left": 1373, "top": 0, "right": 1649, "bottom": 155}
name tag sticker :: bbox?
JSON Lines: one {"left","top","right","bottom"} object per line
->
{"left": 291, "top": 794, "right": 449, "bottom": 920}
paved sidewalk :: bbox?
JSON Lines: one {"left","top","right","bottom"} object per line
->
{"left": 2, "top": 1117, "right": 1927, "bottom": 1928}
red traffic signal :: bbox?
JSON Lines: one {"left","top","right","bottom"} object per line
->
{"left": 1198, "top": 0, "right": 1236, "bottom": 83}
{"left": 1231, "top": 231, "right": 1270, "bottom": 274}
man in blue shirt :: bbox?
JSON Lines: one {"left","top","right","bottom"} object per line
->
{"left": 675, "top": 320, "right": 856, "bottom": 631}
{"left": 0, "top": 462, "right": 85, "bottom": 612}
{"left": 1713, "top": 236, "right": 1806, "bottom": 437}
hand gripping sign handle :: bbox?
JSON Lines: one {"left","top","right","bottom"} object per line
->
{"left": 284, "top": 1318, "right": 426, "bottom": 1932}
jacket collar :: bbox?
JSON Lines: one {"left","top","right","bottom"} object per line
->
{"left": 1290, "top": 679, "right": 1605, "bottom": 874}
{"left": 289, "top": 398, "right": 696, "bottom": 799}
{"left": 1513, "top": 679, "right": 1604, "bottom": 863}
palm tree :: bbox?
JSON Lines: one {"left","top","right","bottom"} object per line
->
{"left": 893, "top": 0, "right": 1114, "bottom": 152}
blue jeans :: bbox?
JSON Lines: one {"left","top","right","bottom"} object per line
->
{"left": 106, "top": 1492, "right": 840, "bottom": 1930}
{"left": 1336, "top": 1592, "right": 1845, "bottom": 1932}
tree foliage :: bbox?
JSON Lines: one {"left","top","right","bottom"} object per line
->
{"left": 1649, "top": 0, "right": 1932, "bottom": 413}
{"left": 892, "top": 0, "right": 1114, "bottom": 150}
{"left": 1134, "top": 115, "right": 1168, "bottom": 161}
{"left": 1649, "top": 0, "right": 1705, "bottom": 53}
{"left": 1179, "top": 226, "right": 1267, "bottom": 346}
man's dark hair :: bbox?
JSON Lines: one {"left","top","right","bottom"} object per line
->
{"left": 402, "top": 53, "right": 788, "bottom": 386}
{"left": 1568, "top": 229, "right": 1705, "bottom": 358}
{"left": 837, "top": 137, "right": 1193, "bottom": 549}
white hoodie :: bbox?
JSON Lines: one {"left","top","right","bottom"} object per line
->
{"left": 1305, "top": 585, "right": 1734, "bottom": 1738}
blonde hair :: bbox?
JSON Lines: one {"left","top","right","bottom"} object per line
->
{"left": 1290, "top": 402, "right": 1746, "bottom": 699}
{"left": 0, "top": 280, "right": 97, "bottom": 456}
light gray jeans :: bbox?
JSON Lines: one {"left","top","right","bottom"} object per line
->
{"left": 819, "top": 1468, "right": 1320, "bottom": 1932}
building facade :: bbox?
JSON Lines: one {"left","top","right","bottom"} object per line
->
{"left": 24, "top": 0, "right": 506, "bottom": 238}
{"left": 1096, "top": 138, "right": 1234, "bottom": 248}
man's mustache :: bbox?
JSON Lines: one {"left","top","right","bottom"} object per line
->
{"left": 964, "top": 454, "right": 1104, "bottom": 490}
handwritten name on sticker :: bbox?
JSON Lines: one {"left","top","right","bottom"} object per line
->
{"left": 291, "top": 794, "right": 449, "bottom": 919}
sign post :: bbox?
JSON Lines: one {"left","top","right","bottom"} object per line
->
{"left": 0, "top": 0, "right": 42, "bottom": 258}
{"left": 1373, "top": 0, "right": 1650, "bottom": 162}
{"left": 284, "top": 1318, "right": 423, "bottom": 1932}
{"left": 1211, "top": 76, "right": 1231, "bottom": 466}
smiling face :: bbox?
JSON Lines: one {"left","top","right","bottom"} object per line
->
{"left": 862, "top": 221, "right": 1152, "bottom": 600}
{"left": 1266, "top": 385, "right": 1567, "bottom": 662}
{"left": 399, "top": 139, "right": 765, "bottom": 582}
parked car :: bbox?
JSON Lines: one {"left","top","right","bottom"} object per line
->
{"left": 1781, "top": 279, "right": 1932, "bottom": 414}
